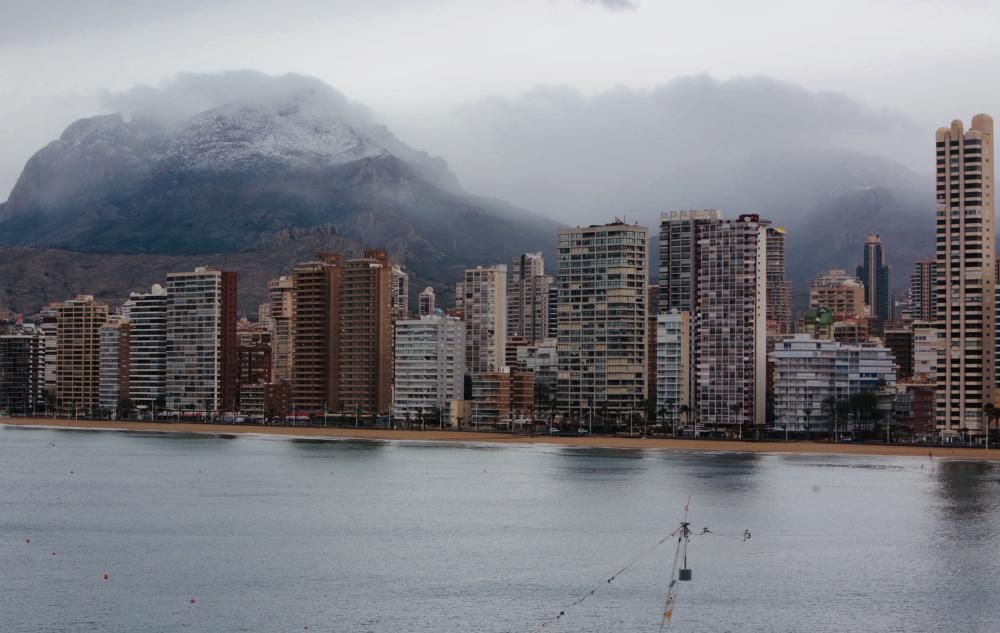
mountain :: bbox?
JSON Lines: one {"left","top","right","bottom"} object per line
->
{"left": 0, "top": 72, "right": 557, "bottom": 313}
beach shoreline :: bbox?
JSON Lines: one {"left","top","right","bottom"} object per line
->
{"left": 3, "top": 417, "right": 998, "bottom": 460}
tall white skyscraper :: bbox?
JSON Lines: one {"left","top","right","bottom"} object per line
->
{"left": 165, "top": 267, "right": 238, "bottom": 412}
{"left": 125, "top": 284, "right": 168, "bottom": 410}
{"left": 935, "top": 115, "right": 995, "bottom": 437}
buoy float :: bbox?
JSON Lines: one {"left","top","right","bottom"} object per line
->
{"left": 102, "top": 571, "right": 110, "bottom": 580}
{"left": 189, "top": 598, "right": 197, "bottom": 604}
{"left": 25, "top": 538, "right": 30, "bottom": 544}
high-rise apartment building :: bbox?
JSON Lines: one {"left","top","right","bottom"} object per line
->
{"left": 857, "top": 234, "right": 892, "bottom": 323}
{"left": 98, "top": 317, "right": 130, "bottom": 412}
{"left": 392, "top": 315, "right": 465, "bottom": 420}
{"left": 910, "top": 259, "right": 938, "bottom": 322}
{"left": 338, "top": 250, "right": 393, "bottom": 415}
{"left": 463, "top": 265, "right": 508, "bottom": 374}
{"left": 658, "top": 210, "right": 721, "bottom": 312}
{"left": 547, "top": 284, "right": 559, "bottom": 341}
{"left": 391, "top": 264, "right": 409, "bottom": 320}
{"left": 267, "top": 276, "right": 295, "bottom": 384}
{"left": 935, "top": 114, "right": 995, "bottom": 437}
{"left": 39, "top": 308, "right": 58, "bottom": 398}
{"left": 418, "top": 287, "right": 436, "bottom": 316}
{"left": 55, "top": 295, "right": 109, "bottom": 414}
{"left": 809, "top": 270, "right": 866, "bottom": 319}
{"left": 694, "top": 214, "right": 768, "bottom": 432}
{"left": 913, "top": 321, "right": 943, "bottom": 384}
{"left": 165, "top": 268, "right": 238, "bottom": 412}
{"left": 125, "top": 284, "right": 167, "bottom": 410}
{"left": 656, "top": 309, "right": 691, "bottom": 421}
{"left": 508, "top": 252, "right": 551, "bottom": 344}
{"left": 291, "top": 255, "right": 341, "bottom": 412}
{"left": 557, "top": 221, "right": 647, "bottom": 420}
{"left": 766, "top": 226, "right": 792, "bottom": 334}
{"left": 0, "top": 326, "right": 46, "bottom": 415}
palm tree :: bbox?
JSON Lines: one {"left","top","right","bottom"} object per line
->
{"left": 730, "top": 403, "right": 743, "bottom": 439}
{"left": 678, "top": 404, "right": 691, "bottom": 437}
{"left": 983, "top": 404, "right": 999, "bottom": 448}
{"left": 822, "top": 395, "right": 837, "bottom": 440}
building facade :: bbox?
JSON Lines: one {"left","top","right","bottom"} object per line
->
{"left": 55, "top": 295, "right": 109, "bottom": 414}
{"left": 268, "top": 276, "right": 295, "bottom": 384}
{"left": 658, "top": 210, "right": 721, "bottom": 312}
{"left": 557, "top": 221, "right": 647, "bottom": 421}
{"left": 910, "top": 259, "right": 937, "bottom": 322}
{"left": 98, "top": 317, "right": 130, "bottom": 412}
{"left": 0, "top": 326, "right": 46, "bottom": 415}
{"left": 337, "top": 250, "right": 393, "bottom": 415}
{"left": 766, "top": 226, "right": 793, "bottom": 334}
{"left": 694, "top": 214, "right": 768, "bottom": 432}
{"left": 463, "top": 265, "right": 508, "bottom": 374}
{"left": 391, "top": 265, "right": 409, "bottom": 320}
{"left": 935, "top": 115, "right": 995, "bottom": 437}
{"left": 772, "top": 334, "right": 897, "bottom": 432}
{"left": 809, "top": 270, "right": 866, "bottom": 319}
{"left": 291, "top": 255, "right": 341, "bottom": 412}
{"left": 165, "top": 268, "right": 238, "bottom": 412}
{"left": 125, "top": 284, "right": 167, "bottom": 410}
{"left": 392, "top": 315, "right": 465, "bottom": 421}
{"left": 857, "top": 234, "right": 892, "bottom": 323}
{"left": 508, "top": 252, "right": 551, "bottom": 344}
{"left": 656, "top": 310, "right": 691, "bottom": 422}
{"left": 418, "top": 287, "right": 436, "bottom": 316}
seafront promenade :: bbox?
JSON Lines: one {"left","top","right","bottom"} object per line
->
{"left": 3, "top": 417, "right": 999, "bottom": 460}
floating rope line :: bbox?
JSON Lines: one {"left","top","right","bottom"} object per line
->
{"left": 532, "top": 524, "right": 685, "bottom": 631}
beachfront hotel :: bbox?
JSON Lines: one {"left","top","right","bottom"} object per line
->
{"left": 935, "top": 114, "right": 995, "bottom": 438}
{"left": 557, "top": 220, "right": 648, "bottom": 421}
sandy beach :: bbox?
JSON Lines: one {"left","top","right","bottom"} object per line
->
{"left": 3, "top": 416, "right": 998, "bottom": 460}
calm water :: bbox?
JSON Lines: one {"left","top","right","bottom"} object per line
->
{"left": 1, "top": 427, "right": 999, "bottom": 633}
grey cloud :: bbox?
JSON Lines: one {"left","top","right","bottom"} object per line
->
{"left": 582, "top": 0, "right": 640, "bottom": 10}
{"left": 102, "top": 70, "right": 378, "bottom": 130}
{"left": 428, "top": 74, "right": 924, "bottom": 225}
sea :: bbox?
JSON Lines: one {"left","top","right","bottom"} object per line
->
{"left": 1, "top": 426, "right": 999, "bottom": 632}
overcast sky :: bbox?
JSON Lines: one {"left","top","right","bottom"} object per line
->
{"left": 2, "top": 0, "right": 998, "bottom": 214}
